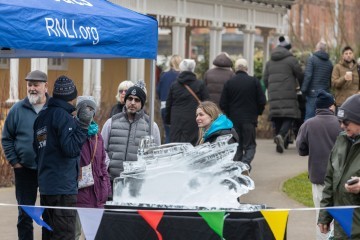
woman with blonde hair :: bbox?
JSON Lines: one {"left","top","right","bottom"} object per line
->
{"left": 109, "top": 80, "right": 134, "bottom": 117}
{"left": 196, "top": 101, "right": 238, "bottom": 146}
{"left": 157, "top": 54, "right": 182, "bottom": 143}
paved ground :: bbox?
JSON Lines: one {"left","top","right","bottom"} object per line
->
{"left": 0, "top": 139, "right": 315, "bottom": 239}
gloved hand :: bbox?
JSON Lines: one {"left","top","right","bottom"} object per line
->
{"left": 76, "top": 102, "right": 95, "bottom": 129}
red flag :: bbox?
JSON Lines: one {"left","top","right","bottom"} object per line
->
{"left": 138, "top": 210, "right": 164, "bottom": 240}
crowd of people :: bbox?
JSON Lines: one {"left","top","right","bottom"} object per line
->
{"left": 1, "top": 36, "right": 360, "bottom": 239}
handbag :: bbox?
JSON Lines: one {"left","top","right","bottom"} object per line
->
{"left": 183, "top": 84, "right": 201, "bottom": 104}
{"left": 78, "top": 134, "right": 98, "bottom": 189}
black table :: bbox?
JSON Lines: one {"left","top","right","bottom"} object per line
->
{"left": 95, "top": 209, "right": 277, "bottom": 240}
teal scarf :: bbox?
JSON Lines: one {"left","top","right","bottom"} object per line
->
{"left": 88, "top": 121, "right": 99, "bottom": 136}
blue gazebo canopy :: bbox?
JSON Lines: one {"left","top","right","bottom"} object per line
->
{"left": 0, "top": 0, "right": 158, "bottom": 59}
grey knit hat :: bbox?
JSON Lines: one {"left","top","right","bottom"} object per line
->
{"left": 25, "top": 70, "right": 47, "bottom": 82}
{"left": 76, "top": 96, "right": 97, "bottom": 112}
{"left": 53, "top": 75, "right": 78, "bottom": 102}
{"left": 337, "top": 94, "right": 360, "bottom": 124}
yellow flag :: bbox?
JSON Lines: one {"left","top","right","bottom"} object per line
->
{"left": 260, "top": 210, "right": 289, "bottom": 240}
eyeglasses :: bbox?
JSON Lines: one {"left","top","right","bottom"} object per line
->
{"left": 119, "top": 89, "right": 127, "bottom": 94}
{"left": 340, "top": 119, "right": 351, "bottom": 126}
{"left": 127, "top": 96, "right": 141, "bottom": 103}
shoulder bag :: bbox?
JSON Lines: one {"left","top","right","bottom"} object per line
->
{"left": 78, "top": 134, "right": 98, "bottom": 189}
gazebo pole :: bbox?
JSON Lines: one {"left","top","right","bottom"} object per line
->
{"left": 149, "top": 59, "right": 156, "bottom": 137}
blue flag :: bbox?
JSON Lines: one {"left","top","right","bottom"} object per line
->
{"left": 327, "top": 207, "right": 354, "bottom": 238}
{"left": 21, "top": 206, "right": 52, "bottom": 231}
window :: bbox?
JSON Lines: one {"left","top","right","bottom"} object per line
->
{"left": 48, "top": 58, "right": 68, "bottom": 70}
{"left": 0, "top": 58, "right": 9, "bottom": 69}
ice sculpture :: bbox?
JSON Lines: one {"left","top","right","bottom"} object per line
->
{"left": 109, "top": 134, "right": 259, "bottom": 210}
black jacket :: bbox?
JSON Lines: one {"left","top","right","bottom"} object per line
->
{"left": 165, "top": 71, "right": 209, "bottom": 145}
{"left": 220, "top": 71, "right": 266, "bottom": 125}
{"left": 263, "top": 46, "right": 304, "bottom": 119}
{"left": 33, "top": 97, "right": 88, "bottom": 195}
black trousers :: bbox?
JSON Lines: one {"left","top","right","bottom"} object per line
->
{"left": 234, "top": 123, "right": 257, "bottom": 168}
{"left": 14, "top": 167, "right": 38, "bottom": 240}
{"left": 272, "top": 117, "right": 294, "bottom": 138}
{"left": 41, "top": 194, "right": 77, "bottom": 240}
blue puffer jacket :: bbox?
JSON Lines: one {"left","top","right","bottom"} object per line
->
{"left": 33, "top": 97, "right": 87, "bottom": 195}
{"left": 301, "top": 51, "right": 333, "bottom": 96}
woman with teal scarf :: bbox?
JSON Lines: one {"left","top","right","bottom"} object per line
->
{"left": 196, "top": 101, "right": 239, "bottom": 146}
{"left": 75, "top": 96, "right": 111, "bottom": 240}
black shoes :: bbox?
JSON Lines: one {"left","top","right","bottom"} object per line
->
{"left": 274, "top": 135, "right": 284, "bottom": 153}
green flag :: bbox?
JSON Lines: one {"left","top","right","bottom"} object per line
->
{"left": 198, "top": 211, "right": 225, "bottom": 239}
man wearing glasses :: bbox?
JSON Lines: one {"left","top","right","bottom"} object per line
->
{"left": 318, "top": 94, "right": 360, "bottom": 239}
{"left": 101, "top": 81, "right": 161, "bottom": 198}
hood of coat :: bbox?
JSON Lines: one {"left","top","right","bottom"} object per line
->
{"left": 177, "top": 71, "right": 197, "bottom": 84}
{"left": 213, "top": 53, "right": 233, "bottom": 68}
{"left": 204, "top": 114, "right": 233, "bottom": 141}
{"left": 48, "top": 97, "right": 76, "bottom": 114}
{"left": 270, "top": 46, "right": 293, "bottom": 61}
{"left": 314, "top": 51, "right": 330, "bottom": 61}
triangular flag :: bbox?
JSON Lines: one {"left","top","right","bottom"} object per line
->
{"left": 21, "top": 206, "right": 52, "bottom": 231}
{"left": 138, "top": 210, "right": 164, "bottom": 240}
{"left": 260, "top": 210, "right": 289, "bottom": 240}
{"left": 198, "top": 211, "right": 225, "bottom": 239}
{"left": 327, "top": 207, "right": 354, "bottom": 238}
{"left": 77, "top": 208, "right": 104, "bottom": 240}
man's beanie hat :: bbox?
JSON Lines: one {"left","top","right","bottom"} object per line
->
{"left": 278, "top": 36, "right": 292, "bottom": 50}
{"left": 25, "top": 70, "right": 47, "bottom": 82}
{"left": 53, "top": 75, "right": 78, "bottom": 102}
{"left": 337, "top": 94, "right": 360, "bottom": 124}
{"left": 76, "top": 96, "right": 97, "bottom": 112}
{"left": 316, "top": 90, "right": 335, "bottom": 109}
{"left": 124, "top": 80, "right": 147, "bottom": 109}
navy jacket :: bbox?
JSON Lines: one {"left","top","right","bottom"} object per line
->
{"left": 301, "top": 51, "right": 333, "bottom": 96}
{"left": 33, "top": 97, "right": 87, "bottom": 195}
{"left": 156, "top": 69, "right": 180, "bottom": 101}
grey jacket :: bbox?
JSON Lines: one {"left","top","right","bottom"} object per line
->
{"left": 1, "top": 95, "right": 48, "bottom": 169}
{"left": 263, "top": 46, "right": 304, "bottom": 119}
{"left": 296, "top": 108, "right": 341, "bottom": 184}
{"left": 105, "top": 109, "right": 153, "bottom": 180}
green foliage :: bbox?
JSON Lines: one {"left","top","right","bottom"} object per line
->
{"left": 282, "top": 172, "right": 314, "bottom": 207}
{"left": 253, "top": 49, "right": 263, "bottom": 80}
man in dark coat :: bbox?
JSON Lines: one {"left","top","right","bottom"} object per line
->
{"left": 204, "top": 52, "right": 234, "bottom": 106}
{"left": 165, "top": 59, "right": 209, "bottom": 145}
{"left": 263, "top": 36, "right": 304, "bottom": 153}
{"left": 220, "top": 58, "right": 266, "bottom": 169}
{"left": 301, "top": 40, "right": 333, "bottom": 120}
{"left": 33, "top": 76, "right": 94, "bottom": 240}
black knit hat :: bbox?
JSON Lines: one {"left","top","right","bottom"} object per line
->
{"left": 337, "top": 94, "right": 360, "bottom": 124}
{"left": 316, "top": 90, "right": 335, "bottom": 109}
{"left": 278, "top": 36, "right": 292, "bottom": 50}
{"left": 124, "top": 81, "right": 147, "bottom": 109}
{"left": 53, "top": 75, "right": 78, "bottom": 102}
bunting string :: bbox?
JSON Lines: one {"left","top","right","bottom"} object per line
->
{"left": 1, "top": 203, "right": 358, "bottom": 240}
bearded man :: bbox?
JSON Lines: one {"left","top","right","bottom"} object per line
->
{"left": 331, "top": 46, "right": 360, "bottom": 107}
{"left": 1, "top": 70, "right": 49, "bottom": 240}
